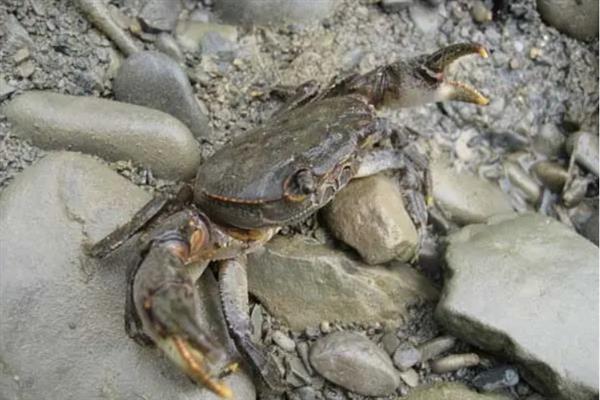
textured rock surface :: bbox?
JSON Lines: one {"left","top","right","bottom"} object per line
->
{"left": 113, "top": 51, "right": 211, "bottom": 141}
{"left": 431, "top": 158, "right": 513, "bottom": 225}
{"left": 213, "top": 0, "right": 337, "bottom": 25}
{"left": 309, "top": 332, "right": 399, "bottom": 396}
{"left": 536, "top": 0, "right": 599, "bottom": 41}
{"left": 247, "top": 236, "right": 438, "bottom": 329}
{"left": 323, "top": 175, "right": 418, "bottom": 264}
{"left": 3, "top": 91, "right": 201, "bottom": 180}
{"left": 404, "top": 382, "right": 510, "bottom": 400}
{"left": 437, "top": 213, "right": 598, "bottom": 400}
{"left": 0, "top": 152, "right": 254, "bottom": 400}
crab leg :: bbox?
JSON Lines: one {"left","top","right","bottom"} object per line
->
{"left": 219, "top": 258, "right": 286, "bottom": 393}
{"left": 131, "top": 230, "right": 234, "bottom": 398}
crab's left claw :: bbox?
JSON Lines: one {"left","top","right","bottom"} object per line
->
{"left": 418, "top": 42, "right": 490, "bottom": 106}
{"left": 132, "top": 232, "right": 234, "bottom": 398}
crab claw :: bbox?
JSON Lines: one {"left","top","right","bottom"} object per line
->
{"left": 418, "top": 42, "right": 490, "bottom": 106}
{"left": 133, "top": 231, "right": 234, "bottom": 398}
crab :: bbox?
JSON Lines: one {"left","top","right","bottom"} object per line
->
{"left": 89, "top": 42, "right": 489, "bottom": 398}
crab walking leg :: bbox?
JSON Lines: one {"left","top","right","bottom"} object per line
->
{"left": 219, "top": 258, "right": 286, "bottom": 393}
{"left": 132, "top": 232, "right": 234, "bottom": 398}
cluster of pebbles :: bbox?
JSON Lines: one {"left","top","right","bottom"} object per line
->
{"left": 0, "top": 0, "right": 598, "bottom": 400}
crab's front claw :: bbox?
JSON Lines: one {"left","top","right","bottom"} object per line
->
{"left": 132, "top": 232, "right": 234, "bottom": 398}
{"left": 418, "top": 42, "right": 490, "bottom": 106}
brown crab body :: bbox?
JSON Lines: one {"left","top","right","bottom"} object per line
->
{"left": 194, "top": 95, "right": 381, "bottom": 229}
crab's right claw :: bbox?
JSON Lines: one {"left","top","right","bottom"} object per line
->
{"left": 133, "top": 234, "right": 234, "bottom": 398}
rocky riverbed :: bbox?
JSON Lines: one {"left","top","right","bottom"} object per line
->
{"left": 0, "top": 1, "right": 598, "bottom": 400}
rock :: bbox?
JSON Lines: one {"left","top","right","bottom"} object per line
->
{"left": 155, "top": 33, "right": 185, "bottom": 62}
{"left": 113, "top": 51, "right": 211, "bottom": 141}
{"left": 531, "top": 161, "right": 569, "bottom": 193}
{"left": 473, "top": 366, "right": 520, "bottom": 392}
{"left": 429, "top": 353, "right": 480, "bottom": 374}
{"left": 3, "top": 91, "right": 201, "bottom": 180}
{"left": 323, "top": 175, "right": 418, "bottom": 264}
{"left": 404, "top": 382, "right": 511, "bottom": 400}
{"left": 431, "top": 158, "right": 513, "bottom": 225}
{"left": 392, "top": 343, "right": 422, "bottom": 371}
{"left": 381, "top": 332, "right": 401, "bottom": 355}
{"left": 285, "top": 355, "right": 312, "bottom": 387}
{"left": 503, "top": 161, "right": 542, "bottom": 204}
{"left": 533, "top": 123, "right": 565, "bottom": 157}
{"left": 471, "top": 0, "right": 492, "bottom": 23}
{"left": 381, "top": 0, "right": 413, "bottom": 13}
{"left": 417, "top": 336, "right": 456, "bottom": 362}
{"left": 309, "top": 332, "right": 399, "bottom": 396}
{"left": 0, "top": 76, "right": 16, "bottom": 101}
{"left": 247, "top": 236, "right": 438, "bottom": 330}
{"left": 2, "top": 14, "right": 34, "bottom": 54}
{"left": 536, "top": 0, "right": 599, "bottom": 41}
{"left": 17, "top": 60, "right": 35, "bottom": 78}
{"left": 0, "top": 152, "right": 254, "bottom": 399}
{"left": 398, "top": 368, "right": 420, "bottom": 387}
{"left": 581, "top": 207, "right": 599, "bottom": 245}
{"left": 272, "top": 330, "right": 296, "bottom": 352}
{"left": 566, "top": 131, "right": 599, "bottom": 176}
{"left": 213, "top": 0, "right": 337, "bottom": 25}
{"left": 436, "top": 213, "right": 599, "bottom": 400}
{"left": 139, "top": 0, "right": 182, "bottom": 32}
{"left": 409, "top": 3, "right": 441, "bottom": 33}
{"left": 175, "top": 20, "right": 238, "bottom": 53}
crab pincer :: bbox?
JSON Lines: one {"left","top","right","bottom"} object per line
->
{"left": 132, "top": 230, "right": 235, "bottom": 398}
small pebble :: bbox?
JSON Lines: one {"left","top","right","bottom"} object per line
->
{"left": 273, "top": 330, "right": 296, "bottom": 352}
{"left": 297, "top": 341, "right": 313, "bottom": 375}
{"left": 320, "top": 321, "right": 331, "bottom": 334}
{"left": 471, "top": 0, "right": 492, "bottom": 23}
{"left": 472, "top": 365, "right": 520, "bottom": 391}
{"left": 566, "top": 131, "right": 599, "bottom": 176}
{"left": 430, "top": 353, "right": 480, "bottom": 374}
{"left": 417, "top": 336, "right": 456, "bottom": 362}
{"left": 392, "top": 343, "right": 421, "bottom": 371}
{"left": 529, "top": 47, "right": 542, "bottom": 60}
{"left": 531, "top": 161, "right": 569, "bottom": 193}
{"left": 17, "top": 60, "right": 35, "bottom": 78}
{"left": 509, "top": 58, "right": 520, "bottom": 70}
{"left": 13, "top": 47, "right": 31, "bottom": 63}
{"left": 381, "top": 332, "right": 401, "bottom": 355}
{"left": 562, "top": 176, "right": 589, "bottom": 208}
{"left": 504, "top": 161, "right": 542, "bottom": 204}
{"left": 398, "top": 368, "right": 420, "bottom": 387}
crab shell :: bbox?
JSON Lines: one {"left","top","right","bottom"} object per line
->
{"left": 193, "top": 95, "right": 382, "bottom": 230}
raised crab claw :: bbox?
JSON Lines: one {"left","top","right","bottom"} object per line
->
{"left": 89, "top": 42, "right": 489, "bottom": 398}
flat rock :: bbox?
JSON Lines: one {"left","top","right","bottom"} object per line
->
{"left": 431, "top": 157, "right": 513, "bottom": 225}
{"left": 323, "top": 175, "right": 418, "bottom": 264}
{"left": 247, "top": 235, "right": 438, "bottom": 330}
{"left": 113, "top": 51, "right": 211, "bottom": 141}
{"left": 0, "top": 152, "right": 254, "bottom": 399}
{"left": 536, "top": 0, "right": 599, "bottom": 41}
{"left": 213, "top": 0, "right": 337, "bottom": 25}
{"left": 436, "top": 213, "right": 599, "bottom": 400}
{"left": 404, "top": 382, "right": 510, "bottom": 400}
{"left": 309, "top": 332, "right": 399, "bottom": 396}
{"left": 3, "top": 91, "right": 201, "bottom": 180}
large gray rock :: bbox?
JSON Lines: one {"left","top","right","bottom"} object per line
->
{"left": 3, "top": 91, "right": 201, "bottom": 180}
{"left": 0, "top": 152, "right": 254, "bottom": 400}
{"left": 403, "top": 382, "right": 510, "bottom": 400}
{"left": 323, "top": 175, "right": 418, "bottom": 265}
{"left": 309, "top": 332, "right": 399, "bottom": 396}
{"left": 431, "top": 157, "right": 513, "bottom": 225}
{"left": 536, "top": 0, "right": 599, "bottom": 41}
{"left": 113, "top": 51, "right": 211, "bottom": 141}
{"left": 436, "top": 213, "right": 599, "bottom": 400}
{"left": 247, "top": 235, "right": 438, "bottom": 330}
{"left": 213, "top": 0, "right": 337, "bottom": 25}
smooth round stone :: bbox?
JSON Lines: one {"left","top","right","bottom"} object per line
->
{"left": 392, "top": 343, "right": 422, "bottom": 371}
{"left": 3, "top": 91, "right": 201, "bottom": 180}
{"left": 272, "top": 330, "right": 296, "bottom": 352}
{"left": 309, "top": 332, "right": 400, "bottom": 396}
{"left": 113, "top": 51, "right": 211, "bottom": 141}
{"left": 213, "top": 0, "right": 337, "bottom": 25}
{"left": 0, "top": 152, "right": 254, "bottom": 399}
{"left": 431, "top": 158, "right": 513, "bottom": 225}
{"left": 536, "top": 0, "right": 599, "bottom": 41}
